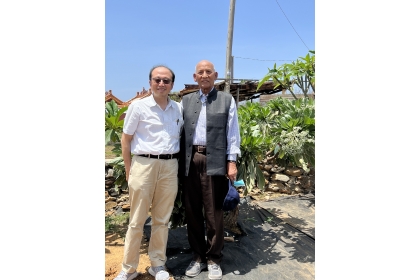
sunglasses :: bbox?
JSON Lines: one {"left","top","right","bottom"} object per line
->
{"left": 152, "top": 78, "right": 172, "bottom": 85}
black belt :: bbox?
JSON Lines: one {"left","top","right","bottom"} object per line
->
{"left": 137, "top": 153, "right": 179, "bottom": 159}
{"left": 193, "top": 145, "right": 206, "bottom": 154}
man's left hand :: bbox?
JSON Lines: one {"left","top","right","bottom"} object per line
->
{"left": 227, "top": 161, "right": 237, "bottom": 182}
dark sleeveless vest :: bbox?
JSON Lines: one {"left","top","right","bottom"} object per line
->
{"left": 182, "top": 88, "right": 232, "bottom": 176}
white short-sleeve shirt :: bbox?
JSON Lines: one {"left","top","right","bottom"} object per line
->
{"left": 123, "top": 94, "right": 184, "bottom": 155}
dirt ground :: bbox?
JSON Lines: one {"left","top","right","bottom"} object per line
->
{"left": 105, "top": 232, "right": 164, "bottom": 280}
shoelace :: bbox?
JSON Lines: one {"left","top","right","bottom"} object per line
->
{"left": 208, "top": 264, "right": 220, "bottom": 270}
{"left": 153, "top": 266, "right": 165, "bottom": 272}
{"left": 188, "top": 262, "right": 200, "bottom": 268}
{"left": 117, "top": 271, "right": 128, "bottom": 278}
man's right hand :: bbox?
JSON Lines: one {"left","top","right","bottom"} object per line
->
{"left": 121, "top": 132, "right": 134, "bottom": 183}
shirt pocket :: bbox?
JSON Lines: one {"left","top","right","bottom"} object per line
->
{"left": 168, "top": 114, "right": 183, "bottom": 139}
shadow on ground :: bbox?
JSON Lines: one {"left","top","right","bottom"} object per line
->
{"left": 144, "top": 194, "right": 315, "bottom": 280}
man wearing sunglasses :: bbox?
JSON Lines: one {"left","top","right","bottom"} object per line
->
{"left": 114, "top": 65, "right": 184, "bottom": 280}
{"left": 180, "top": 60, "right": 241, "bottom": 279}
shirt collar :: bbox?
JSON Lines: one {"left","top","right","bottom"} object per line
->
{"left": 149, "top": 92, "right": 173, "bottom": 108}
{"left": 199, "top": 87, "right": 214, "bottom": 97}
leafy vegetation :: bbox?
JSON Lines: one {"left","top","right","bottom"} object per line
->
{"left": 105, "top": 100, "right": 128, "bottom": 191}
{"left": 236, "top": 102, "right": 271, "bottom": 195}
{"left": 237, "top": 96, "right": 315, "bottom": 195}
{"left": 235, "top": 51, "right": 315, "bottom": 195}
{"left": 105, "top": 212, "right": 130, "bottom": 239}
{"left": 267, "top": 97, "right": 315, "bottom": 171}
{"left": 257, "top": 51, "right": 315, "bottom": 99}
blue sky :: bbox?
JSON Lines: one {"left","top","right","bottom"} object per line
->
{"left": 106, "top": 0, "right": 314, "bottom": 102}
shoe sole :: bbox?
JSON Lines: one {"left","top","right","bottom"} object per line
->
{"left": 185, "top": 265, "right": 206, "bottom": 277}
{"left": 148, "top": 267, "right": 169, "bottom": 280}
{"left": 208, "top": 275, "right": 222, "bottom": 280}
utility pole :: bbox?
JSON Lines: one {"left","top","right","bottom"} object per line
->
{"left": 224, "top": 0, "right": 236, "bottom": 94}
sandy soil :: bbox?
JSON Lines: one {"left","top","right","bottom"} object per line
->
{"left": 105, "top": 232, "right": 172, "bottom": 280}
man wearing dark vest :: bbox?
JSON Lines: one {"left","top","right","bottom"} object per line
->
{"left": 180, "top": 60, "right": 241, "bottom": 279}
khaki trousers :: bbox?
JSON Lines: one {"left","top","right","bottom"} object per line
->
{"left": 122, "top": 155, "right": 178, "bottom": 273}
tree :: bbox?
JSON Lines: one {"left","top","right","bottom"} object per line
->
{"left": 289, "top": 50, "right": 315, "bottom": 97}
{"left": 257, "top": 50, "right": 315, "bottom": 99}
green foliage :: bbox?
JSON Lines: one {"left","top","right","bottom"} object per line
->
{"left": 237, "top": 102, "right": 271, "bottom": 195}
{"left": 268, "top": 97, "right": 315, "bottom": 170}
{"left": 257, "top": 51, "right": 315, "bottom": 99}
{"left": 291, "top": 50, "right": 315, "bottom": 94}
{"left": 105, "top": 100, "right": 128, "bottom": 193}
{"left": 105, "top": 212, "right": 130, "bottom": 239}
{"left": 169, "top": 92, "right": 181, "bottom": 102}
{"left": 105, "top": 100, "right": 127, "bottom": 147}
{"left": 237, "top": 96, "right": 315, "bottom": 193}
{"left": 273, "top": 126, "right": 315, "bottom": 172}
{"left": 267, "top": 96, "right": 315, "bottom": 137}
{"left": 108, "top": 157, "right": 128, "bottom": 191}
{"left": 257, "top": 63, "right": 298, "bottom": 100}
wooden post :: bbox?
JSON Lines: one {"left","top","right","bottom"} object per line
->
{"left": 224, "top": 0, "right": 236, "bottom": 94}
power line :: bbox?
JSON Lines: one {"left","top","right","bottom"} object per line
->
{"left": 234, "top": 56, "right": 293, "bottom": 62}
{"left": 274, "top": 0, "right": 310, "bottom": 50}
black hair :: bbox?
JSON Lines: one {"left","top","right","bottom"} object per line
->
{"left": 148, "top": 65, "right": 175, "bottom": 83}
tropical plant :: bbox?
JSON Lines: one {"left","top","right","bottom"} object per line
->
{"left": 236, "top": 96, "right": 315, "bottom": 194}
{"left": 108, "top": 157, "right": 128, "bottom": 191}
{"left": 105, "top": 100, "right": 127, "bottom": 155}
{"left": 236, "top": 102, "right": 272, "bottom": 195}
{"left": 267, "top": 96, "right": 315, "bottom": 137}
{"left": 267, "top": 97, "right": 315, "bottom": 171}
{"left": 288, "top": 51, "right": 315, "bottom": 97}
{"left": 257, "top": 51, "right": 315, "bottom": 99}
{"left": 257, "top": 63, "right": 298, "bottom": 100}
{"left": 272, "top": 126, "right": 315, "bottom": 172}
{"left": 105, "top": 100, "right": 128, "bottom": 191}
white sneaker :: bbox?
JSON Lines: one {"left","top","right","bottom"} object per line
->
{"left": 113, "top": 270, "right": 138, "bottom": 280}
{"left": 185, "top": 261, "right": 207, "bottom": 277}
{"left": 148, "top": 266, "right": 170, "bottom": 280}
{"left": 207, "top": 262, "right": 222, "bottom": 280}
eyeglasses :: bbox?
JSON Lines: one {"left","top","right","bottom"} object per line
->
{"left": 152, "top": 78, "right": 171, "bottom": 84}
